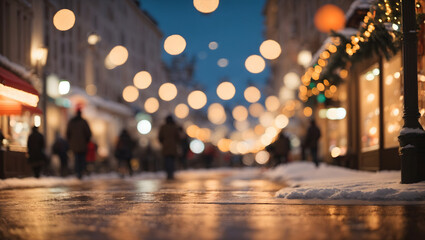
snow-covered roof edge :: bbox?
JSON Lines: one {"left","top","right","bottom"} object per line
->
{"left": 345, "top": 0, "right": 374, "bottom": 21}
{"left": 310, "top": 28, "right": 358, "bottom": 66}
{"left": 69, "top": 87, "right": 133, "bottom": 117}
{"left": 0, "top": 54, "right": 41, "bottom": 91}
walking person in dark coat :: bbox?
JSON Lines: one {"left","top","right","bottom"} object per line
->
{"left": 27, "top": 126, "right": 46, "bottom": 178}
{"left": 268, "top": 130, "right": 291, "bottom": 167}
{"left": 178, "top": 126, "right": 189, "bottom": 170}
{"left": 115, "top": 129, "right": 135, "bottom": 177}
{"left": 66, "top": 109, "right": 92, "bottom": 179}
{"left": 158, "top": 115, "right": 180, "bottom": 180}
{"left": 52, "top": 131, "right": 69, "bottom": 177}
{"left": 304, "top": 119, "right": 321, "bottom": 167}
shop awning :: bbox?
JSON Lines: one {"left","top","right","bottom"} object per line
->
{"left": 0, "top": 66, "right": 39, "bottom": 107}
{"left": 0, "top": 67, "right": 38, "bottom": 95}
{"left": 0, "top": 96, "right": 42, "bottom": 116}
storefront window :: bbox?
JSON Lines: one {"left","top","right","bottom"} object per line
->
{"left": 383, "top": 54, "right": 403, "bottom": 149}
{"left": 326, "top": 83, "right": 348, "bottom": 158}
{"left": 360, "top": 63, "right": 380, "bottom": 151}
{"left": 9, "top": 113, "right": 31, "bottom": 147}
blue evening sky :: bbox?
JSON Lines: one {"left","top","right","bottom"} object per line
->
{"left": 140, "top": 0, "right": 269, "bottom": 107}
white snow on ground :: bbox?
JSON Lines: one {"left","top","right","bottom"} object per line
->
{"left": 0, "top": 168, "right": 259, "bottom": 190}
{"left": 265, "top": 161, "right": 425, "bottom": 202}
{"left": 2, "top": 163, "right": 425, "bottom": 203}
{"left": 0, "top": 172, "right": 166, "bottom": 190}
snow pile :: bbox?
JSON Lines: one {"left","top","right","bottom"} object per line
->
{"left": 0, "top": 172, "right": 165, "bottom": 190}
{"left": 265, "top": 162, "right": 425, "bottom": 201}
{"left": 0, "top": 176, "right": 81, "bottom": 190}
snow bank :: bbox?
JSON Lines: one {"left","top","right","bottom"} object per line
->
{"left": 0, "top": 168, "right": 258, "bottom": 190}
{"left": 0, "top": 172, "right": 165, "bottom": 190}
{"left": 265, "top": 162, "right": 425, "bottom": 201}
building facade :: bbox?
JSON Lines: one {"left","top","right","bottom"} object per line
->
{"left": 263, "top": 0, "right": 354, "bottom": 161}
{"left": 1, "top": 0, "right": 167, "bottom": 176}
{"left": 0, "top": 0, "right": 42, "bottom": 178}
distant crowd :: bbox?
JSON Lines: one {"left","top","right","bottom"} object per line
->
{"left": 26, "top": 109, "right": 321, "bottom": 179}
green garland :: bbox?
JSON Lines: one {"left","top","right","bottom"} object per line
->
{"left": 303, "top": 0, "right": 422, "bottom": 107}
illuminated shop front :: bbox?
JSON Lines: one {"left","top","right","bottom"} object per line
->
{"left": 65, "top": 87, "right": 133, "bottom": 169}
{"left": 0, "top": 67, "right": 41, "bottom": 178}
{"left": 302, "top": 0, "right": 425, "bottom": 170}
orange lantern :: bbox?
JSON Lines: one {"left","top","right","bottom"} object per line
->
{"left": 314, "top": 4, "right": 346, "bottom": 33}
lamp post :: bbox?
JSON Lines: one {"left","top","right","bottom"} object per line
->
{"left": 34, "top": 47, "right": 48, "bottom": 135}
{"left": 398, "top": 0, "right": 425, "bottom": 184}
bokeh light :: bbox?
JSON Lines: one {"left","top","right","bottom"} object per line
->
{"left": 53, "top": 9, "right": 75, "bottom": 31}
{"left": 245, "top": 55, "right": 265, "bottom": 74}
{"left": 86, "top": 84, "right": 97, "bottom": 96}
{"left": 175, "top": 103, "right": 189, "bottom": 119}
{"left": 217, "top": 58, "right": 229, "bottom": 67}
{"left": 208, "top": 103, "right": 227, "bottom": 125}
{"left": 133, "top": 71, "right": 152, "bottom": 89}
{"left": 283, "top": 72, "right": 301, "bottom": 90}
{"left": 87, "top": 33, "right": 101, "bottom": 45}
{"left": 249, "top": 103, "right": 264, "bottom": 118}
{"left": 209, "top": 41, "right": 218, "bottom": 50}
{"left": 58, "top": 81, "right": 70, "bottom": 95}
{"left": 216, "top": 81, "right": 235, "bottom": 100}
{"left": 259, "top": 112, "right": 274, "bottom": 127}
{"left": 314, "top": 4, "right": 346, "bottom": 33}
{"left": 217, "top": 138, "right": 231, "bottom": 152}
{"left": 255, "top": 150, "right": 270, "bottom": 164}
{"left": 164, "top": 34, "right": 186, "bottom": 55}
{"left": 137, "top": 120, "right": 152, "bottom": 135}
{"left": 190, "top": 139, "right": 205, "bottom": 154}
{"left": 265, "top": 95, "right": 280, "bottom": 112}
{"left": 303, "top": 106, "right": 313, "bottom": 117}
{"left": 234, "top": 120, "right": 250, "bottom": 131}
{"left": 158, "top": 82, "right": 178, "bottom": 101}
{"left": 244, "top": 86, "right": 261, "bottom": 103}
{"left": 259, "top": 39, "right": 281, "bottom": 60}
{"left": 193, "top": 0, "right": 219, "bottom": 14}
{"left": 108, "top": 45, "right": 128, "bottom": 66}
{"left": 297, "top": 50, "right": 312, "bottom": 68}
{"left": 331, "top": 147, "right": 342, "bottom": 158}
{"left": 188, "top": 90, "right": 207, "bottom": 109}
{"left": 275, "top": 114, "right": 289, "bottom": 129}
{"left": 122, "top": 86, "right": 139, "bottom": 102}
{"left": 144, "top": 97, "right": 159, "bottom": 113}
{"left": 232, "top": 105, "right": 248, "bottom": 122}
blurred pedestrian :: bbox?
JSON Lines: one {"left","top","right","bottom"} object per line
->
{"left": 86, "top": 139, "right": 97, "bottom": 175}
{"left": 115, "top": 129, "right": 135, "bottom": 177}
{"left": 158, "top": 115, "right": 180, "bottom": 180}
{"left": 203, "top": 143, "right": 216, "bottom": 168}
{"left": 27, "top": 126, "right": 46, "bottom": 178}
{"left": 66, "top": 109, "right": 92, "bottom": 179}
{"left": 268, "top": 130, "right": 291, "bottom": 167}
{"left": 52, "top": 131, "right": 69, "bottom": 176}
{"left": 304, "top": 119, "right": 321, "bottom": 167}
{"left": 178, "top": 126, "right": 189, "bottom": 169}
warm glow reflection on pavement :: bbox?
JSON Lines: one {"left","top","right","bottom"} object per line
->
{"left": 1, "top": 174, "right": 425, "bottom": 240}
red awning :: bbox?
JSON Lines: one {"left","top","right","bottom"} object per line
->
{"left": 0, "top": 96, "right": 42, "bottom": 116}
{"left": 0, "top": 66, "right": 39, "bottom": 96}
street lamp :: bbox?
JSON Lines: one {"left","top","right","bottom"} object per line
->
{"left": 398, "top": 0, "right": 425, "bottom": 184}
{"left": 33, "top": 46, "right": 48, "bottom": 134}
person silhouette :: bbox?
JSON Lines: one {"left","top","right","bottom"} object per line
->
{"left": 52, "top": 131, "right": 69, "bottom": 176}
{"left": 27, "top": 126, "right": 46, "bottom": 178}
{"left": 158, "top": 115, "right": 180, "bottom": 180}
{"left": 268, "top": 130, "right": 291, "bottom": 167}
{"left": 66, "top": 109, "right": 92, "bottom": 179}
{"left": 115, "top": 129, "right": 135, "bottom": 177}
{"left": 304, "top": 119, "right": 321, "bottom": 167}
